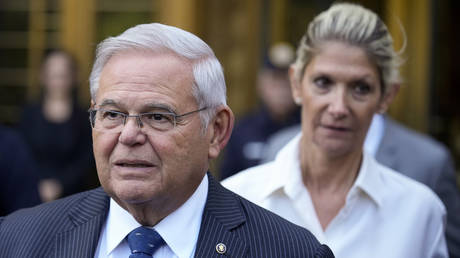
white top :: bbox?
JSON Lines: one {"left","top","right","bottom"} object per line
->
{"left": 222, "top": 134, "right": 448, "bottom": 258}
{"left": 94, "top": 174, "right": 208, "bottom": 258}
{"left": 363, "top": 114, "right": 385, "bottom": 156}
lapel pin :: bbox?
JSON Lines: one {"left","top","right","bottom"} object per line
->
{"left": 216, "top": 243, "right": 227, "bottom": 254}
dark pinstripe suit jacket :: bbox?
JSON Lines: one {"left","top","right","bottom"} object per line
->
{"left": 0, "top": 174, "right": 334, "bottom": 257}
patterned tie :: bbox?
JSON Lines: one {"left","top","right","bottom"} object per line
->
{"left": 127, "top": 226, "right": 166, "bottom": 258}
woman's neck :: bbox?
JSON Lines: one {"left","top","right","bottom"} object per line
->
{"left": 298, "top": 136, "right": 363, "bottom": 230}
{"left": 299, "top": 142, "right": 362, "bottom": 194}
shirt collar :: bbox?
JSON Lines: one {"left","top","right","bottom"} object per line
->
{"left": 348, "top": 152, "right": 383, "bottom": 207}
{"left": 364, "top": 114, "right": 385, "bottom": 156}
{"left": 261, "top": 133, "right": 305, "bottom": 200}
{"left": 105, "top": 173, "right": 208, "bottom": 258}
{"left": 261, "top": 133, "right": 383, "bottom": 207}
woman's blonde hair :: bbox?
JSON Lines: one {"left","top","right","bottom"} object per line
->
{"left": 292, "top": 3, "right": 403, "bottom": 94}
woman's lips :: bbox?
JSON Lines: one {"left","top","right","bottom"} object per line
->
{"left": 322, "top": 124, "right": 351, "bottom": 131}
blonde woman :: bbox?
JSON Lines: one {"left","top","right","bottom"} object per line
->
{"left": 223, "top": 3, "right": 447, "bottom": 257}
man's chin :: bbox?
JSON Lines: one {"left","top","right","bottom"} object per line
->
{"left": 107, "top": 184, "right": 159, "bottom": 205}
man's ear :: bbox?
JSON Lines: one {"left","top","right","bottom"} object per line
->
{"left": 289, "top": 65, "right": 302, "bottom": 105}
{"left": 208, "top": 106, "right": 234, "bottom": 159}
{"left": 90, "top": 100, "right": 96, "bottom": 108}
{"left": 378, "top": 83, "right": 400, "bottom": 114}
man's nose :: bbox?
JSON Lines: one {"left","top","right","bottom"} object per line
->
{"left": 327, "top": 88, "right": 349, "bottom": 119}
{"left": 118, "top": 116, "right": 147, "bottom": 145}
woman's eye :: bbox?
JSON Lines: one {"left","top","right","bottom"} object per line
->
{"left": 313, "top": 76, "right": 332, "bottom": 89}
{"left": 353, "top": 82, "right": 371, "bottom": 95}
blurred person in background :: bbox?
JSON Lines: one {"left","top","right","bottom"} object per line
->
{"left": 19, "top": 49, "right": 95, "bottom": 202}
{"left": 220, "top": 42, "right": 300, "bottom": 179}
{"left": 0, "top": 124, "right": 40, "bottom": 216}
{"left": 223, "top": 3, "right": 448, "bottom": 257}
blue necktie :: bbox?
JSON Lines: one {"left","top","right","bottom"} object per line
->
{"left": 127, "top": 226, "right": 165, "bottom": 258}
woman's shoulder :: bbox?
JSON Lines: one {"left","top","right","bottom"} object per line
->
{"left": 371, "top": 158, "right": 446, "bottom": 214}
{"left": 221, "top": 162, "right": 276, "bottom": 199}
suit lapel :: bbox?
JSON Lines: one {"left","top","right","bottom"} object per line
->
{"left": 375, "top": 116, "right": 400, "bottom": 169}
{"left": 53, "top": 177, "right": 248, "bottom": 257}
{"left": 54, "top": 188, "right": 109, "bottom": 258}
{"left": 195, "top": 174, "right": 248, "bottom": 257}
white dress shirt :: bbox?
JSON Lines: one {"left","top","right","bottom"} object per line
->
{"left": 363, "top": 113, "right": 385, "bottom": 156}
{"left": 94, "top": 174, "right": 208, "bottom": 258}
{"left": 222, "top": 134, "right": 448, "bottom": 258}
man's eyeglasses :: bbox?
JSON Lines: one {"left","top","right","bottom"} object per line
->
{"left": 88, "top": 107, "right": 207, "bottom": 133}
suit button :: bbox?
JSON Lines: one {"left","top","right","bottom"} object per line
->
{"left": 216, "top": 243, "right": 227, "bottom": 254}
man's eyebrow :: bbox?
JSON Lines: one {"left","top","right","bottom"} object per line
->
{"left": 98, "top": 99, "right": 118, "bottom": 107}
{"left": 145, "top": 103, "right": 175, "bottom": 113}
{"left": 96, "top": 100, "right": 176, "bottom": 113}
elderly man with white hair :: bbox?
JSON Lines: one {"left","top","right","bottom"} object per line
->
{"left": 0, "top": 23, "right": 334, "bottom": 258}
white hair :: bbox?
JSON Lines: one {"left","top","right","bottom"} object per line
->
{"left": 292, "top": 3, "right": 404, "bottom": 94}
{"left": 89, "top": 23, "right": 227, "bottom": 128}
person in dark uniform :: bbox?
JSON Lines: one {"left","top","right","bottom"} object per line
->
{"left": 220, "top": 43, "right": 300, "bottom": 179}
{"left": 0, "top": 124, "right": 40, "bottom": 216}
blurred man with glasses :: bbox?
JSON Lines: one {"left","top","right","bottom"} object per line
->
{"left": 0, "top": 23, "right": 333, "bottom": 257}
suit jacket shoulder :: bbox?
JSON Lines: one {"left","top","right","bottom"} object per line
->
{"left": 0, "top": 188, "right": 109, "bottom": 258}
{"left": 377, "top": 117, "right": 454, "bottom": 187}
{"left": 382, "top": 118, "right": 450, "bottom": 159}
{"left": 195, "top": 174, "right": 334, "bottom": 257}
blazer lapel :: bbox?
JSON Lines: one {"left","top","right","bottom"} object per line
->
{"left": 195, "top": 174, "right": 248, "bottom": 257}
{"left": 54, "top": 188, "right": 109, "bottom": 258}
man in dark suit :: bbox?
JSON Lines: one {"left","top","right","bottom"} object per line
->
{"left": 261, "top": 114, "right": 460, "bottom": 257}
{"left": 0, "top": 23, "right": 333, "bottom": 257}
{"left": 0, "top": 125, "right": 41, "bottom": 216}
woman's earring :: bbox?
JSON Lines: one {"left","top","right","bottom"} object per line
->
{"left": 294, "top": 97, "right": 302, "bottom": 105}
